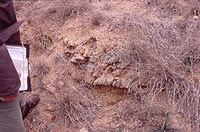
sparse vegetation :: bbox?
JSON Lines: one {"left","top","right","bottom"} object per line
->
{"left": 32, "top": 29, "right": 53, "bottom": 51}
{"left": 14, "top": 0, "right": 200, "bottom": 131}
{"left": 56, "top": 83, "right": 96, "bottom": 130}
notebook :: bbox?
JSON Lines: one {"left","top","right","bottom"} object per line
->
{"left": 6, "top": 45, "right": 31, "bottom": 91}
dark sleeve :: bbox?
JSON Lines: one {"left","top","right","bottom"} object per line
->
{"left": 0, "top": 43, "right": 20, "bottom": 97}
{"left": 0, "top": 0, "right": 21, "bottom": 97}
{"left": 0, "top": 0, "right": 22, "bottom": 45}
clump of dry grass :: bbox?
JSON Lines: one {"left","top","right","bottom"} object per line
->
{"left": 58, "top": 96, "right": 89, "bottom": 127}
{"left": 56, "top": 83, "right": 96, "bottom": 130}
{"left": 91, "top": 12, "right": 104, "bottom": 27}
{"left": 105, "top": 2, "right": 200, "bottom": 130}
{"left": 31, "top": 61, "right": 50, "bottom": 90}
{"left": 137, "top": 105, "right": 179, "bottom": 132}
{"left": 32, "top": 61, "right": 50, "bottom": 77}
{"left": 40, "top": 0, "right": 94, "bottom": 24}
{"left": 138, "top": 0, "right": 200, "bottom": 20}
{"left": 32, "top": 29, "right": 53, "bottom": 51}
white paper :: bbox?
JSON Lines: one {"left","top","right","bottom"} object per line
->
{"left": 6, "top": 45, "right": 28, "bottom": 91}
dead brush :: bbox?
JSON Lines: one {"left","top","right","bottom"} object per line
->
{"left": 41, "top": 0, "right": 94, "bottom": 23}
{"left": 32, "top": 62, "right": 50, "bottom": 88}
{"left": 58, "top": 96, "right": 88, "bottom": 127}
{"left": 147, "top": 21, "right": 200, "bottom": 131}
{"left": 107, "top": 13, "right": 151, "bottom": 38}
{"left": 105, "top": 8, "right": 200, "bottom": 130}
{"left": 91, "top": 12, "right": 104, "bottom": 27}
{"left": 97, "top": 0, "right": 113, "bottom": 10}
{"left": 32, "top": 62, "right": 50, "bottom": 77}
{"left": 137, "top": 105, "right": 179, "bottom": 132}
{"left": 56, "top": 83, "right": 96, "bottom": 130}
{"left": 62, "top": 0, "right": 93, "bottom": 18}
{"left": 136, "top": 0, "right": 182, "bottom": 18}
{"left": 30, "top": 26, "right": 53, "bottom": 52}
{"left": 144, "top": 20, "right": 200, "bottom": 131}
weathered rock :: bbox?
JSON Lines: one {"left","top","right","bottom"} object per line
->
{"left": 63, "top": 37, "right": 77, "bottom": 49}
{"left": 104, "top": 52, "right": 119, "bottom": 65}
{"left": 46, "top": 105, "right": 56, "bottom": 112}
{"left": 105, "top": 75, "right": 114, "bottom": 85}
{"left": 63, "top": 37, "right": 69, "bottom": 45}
{"left": 48, "top": 86, "right": 56, "bottom": 93}
{"left": 44, "top": 113, "right": 55, "bottom": 122}
{"left": 58, "top": 80, "right": 64, "bottom": 87}
{"left": 71, "top": 54, "right": 85, "bottom": 64}
{"left": 65, "top": 35, "right": 139, "bottom": 90}
{"left": 120, "top": 78, "right": 128, "bottom": 88}
{"left": 79, "top": 128, "right": 88, "bottom": 132}
{"left": 112, "top": 78, "right": 121, "bottom": 88}
{"left": 105, "top": 66, "right": 113, "bottom": 74}
{"left": 93, "top": 75, "right": 105, "bottom": 85}
{"left": 93, "top": 70, "right": 101, "bottom": 78}
{"left": 193, "top": 16, "right": 199, "bottom": 20}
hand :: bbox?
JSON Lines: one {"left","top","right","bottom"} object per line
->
{"left": 18, "top": 72, "right": 21, "bottom": 78}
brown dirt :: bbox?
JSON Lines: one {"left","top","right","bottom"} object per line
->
{"left": 13, "top": 0, "right": 200, "bottom": 131}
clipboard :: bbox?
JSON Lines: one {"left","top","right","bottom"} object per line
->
{"left": 6, "top": 44, "right": 31, "bottom": 92}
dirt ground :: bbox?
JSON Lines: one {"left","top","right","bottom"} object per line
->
{"left": 13, "top": 0, "right": 200, "bottom": 131}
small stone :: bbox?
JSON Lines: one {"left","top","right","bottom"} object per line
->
{"left": 112, "top": 79, "right": 121, "bottom": 87}
{"left": 63, "top": 37, "right": 69, "bottom": 45}
{"left": 83, "top": 48, "right": 90, "bottom": 57}
{"left": 55, "top": 93, "right": 60, "bottom": 98}
{"left": 105, "top": 75, "right": 114, "bottom": 85}
{"left": 93, "top": 70, "right": 100, "bottom": 78}
{"left": 64, "top": 50, "right": 72, "bottom": 57}
{"left": 46, "top": 105, "right": 56, "bottom": 112}
{"left": 79, "top": 48, "right": 85, "bottom": 55}
{"left": 48, "top": 86, "right": 56, "bottom": 93}
{"left": 93, "top": 75, "right": 105, "bottom": 85}
{"left": 105, "top": 66, "right": 113, "bottom": 74}
{"left": 89, "top": 56, "right": 96, "bottom": 63}
{"left": 71, "top": 54, "right": 85, "bottom": 64}
{"left": 68, "top": 41, "right": 77, "bottom": 49}
{"left": 193, "top": 16, "right": 199, "bottom": 20}
{"left": 79, "top": 128, "right": 88, "bottom": 132}
{"left": 120, "top": 78, "right": 127, "bottom": 88}
{"left": 58, "top": 81, "right": 64, "bottom": 87}
{"left": 44, "top": 113, "right": 55, "bottom": 121}
{"left": 112, "top": 69, "right": 122, "bottom": 76}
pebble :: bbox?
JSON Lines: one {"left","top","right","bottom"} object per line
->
{"left": 44, "top": 113, "right": 55, "bottom": 121}
{"left": 193, "top": 16, "right": 199, "bottom": 20}
{"left": 79, "top": 128, "right": 88, "bottom": 132}
{"left": 63, "top": 37, "right": 69, "bottom": 44}
{"left": 47, "top": 86, "right": 56, "bottom": 93}
{"left": 46, "top": 105, "right": 55, "bottom": 112}
{"left": 58, "top": 81, "right": 64, "bottom": 87}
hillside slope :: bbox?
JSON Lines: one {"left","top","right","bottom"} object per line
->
{"left": 14, "top": 0, "right": 200, "bottom": 131}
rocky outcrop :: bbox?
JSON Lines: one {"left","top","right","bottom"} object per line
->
{"left": 63, "top": 37, "right": 141, "bottom": 90}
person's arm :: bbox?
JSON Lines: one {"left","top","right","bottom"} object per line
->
{"left": 0, "top": 73, "right": 21, "bottom": 101}
{"left": 0, "top": 0, "right": 21, "bottom": 100}
{"left": 0, "top": 0, "right": 22, "bottom": 45}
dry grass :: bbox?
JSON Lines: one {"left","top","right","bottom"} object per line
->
{"left": 31, "top": 28, "right": 53, "bottom": 51}
{"left": 105, "top": 5, "right": 200, "bottom": 131}
{"left": 137, "top": 105, "right": 179, "bottom": 132}
{"left": 96, "top": 0, "right": 200, "bottom": 130}
{"left": 91, "top": 12, "right": 104, "bottom": 27}
{"left": 52, "top": 0, "right": 200, "bottom": 130}
{"left": 56, "top": 83, "right": 96, "bottom": 130}
{"left": 15, "top": 0, "right": 200, "bottom": 131}
{"left": 39, "top": 0, "right": 94, "bottom": 24}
